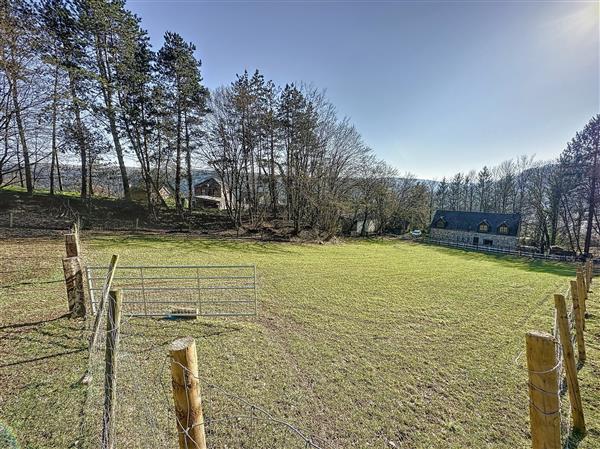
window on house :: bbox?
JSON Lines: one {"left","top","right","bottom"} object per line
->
{"left": 479, "top": 222, "right": 489, "bottom": 233}
{"left": 498, "top": 224, "right": 509, "bottom": 235}
{"left": 483, "top": 239, "right": 493, "bottom": 246}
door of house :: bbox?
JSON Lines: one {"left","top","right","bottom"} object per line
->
{"left": 473, "top": 236, "right": 479, "bottom": 245}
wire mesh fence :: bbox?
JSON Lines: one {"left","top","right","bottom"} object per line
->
{"left": 529, "top": 273, "right": 589, "bottom": 449}
{"left": 551, "top": 287, "right": 575, "bottom": 448}
{"left": 80, "top": 309, "right": 336, "bottom": 449}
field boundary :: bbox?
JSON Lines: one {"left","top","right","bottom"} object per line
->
{"left": 422, "top": 237, "right": 580, "bottom": 262}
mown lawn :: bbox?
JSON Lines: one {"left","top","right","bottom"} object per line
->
{"left": 1, "top": 231, "right": 598, "bottom": 448}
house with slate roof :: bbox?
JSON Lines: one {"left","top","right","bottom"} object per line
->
{"left": 193, "top": 174, "right": 227, "bottom": 210}
{"left": 429, "top": 210, "right": 521, "bottom": 250}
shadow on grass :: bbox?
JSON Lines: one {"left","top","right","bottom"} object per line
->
{"left": 0, "top": 347, "right": 85, "bottom": 368}
{"left": 563, "top": 429, "right": 587, "bottom": 448}
{"left": 423, "top": 244, "right": 576, "bottom": 277}
{"left": 0, "top": 312, "right": 70, "bottom": 330}
{"left": 118, "top": 316, "right": 245, "bottom": 354}
{"left": 88, "top": 234, "right": 297, "bottom": 255}
{"left": 0, "top": 313, "right": 85, "bottom": 368}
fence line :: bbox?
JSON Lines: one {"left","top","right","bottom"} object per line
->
{"left": 525, "top": 259, "right": 593, "bottom": 448}
{"left": 80, "top": 307, "right": 337, "bottom": 449}
{"left": 67, "top": 227, "right": 595, "bottom": 449}
{"left": 422, "top": 237, "right": 580, "bottom": 262}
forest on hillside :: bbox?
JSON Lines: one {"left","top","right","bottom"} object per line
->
{"left": 1, "top": 1, "right": 599, "bottom": 254}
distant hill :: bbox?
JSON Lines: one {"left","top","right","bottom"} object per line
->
{"left": 20, "top": 163, "right": 215, "bottom": 198}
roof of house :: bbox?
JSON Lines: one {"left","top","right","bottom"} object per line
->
{"left": 431, "top": 210, "right": 521, "bottom": 236}
{"left": 194, "top": 174, "right": 222, "bottom": 186}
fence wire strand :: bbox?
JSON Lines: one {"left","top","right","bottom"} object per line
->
{"left": 81, "top": 310, "right": 336, "bottom": 449}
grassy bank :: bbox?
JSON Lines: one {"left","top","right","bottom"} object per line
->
{"left": 1, "top": 233, "right": 598, "bottom": 448}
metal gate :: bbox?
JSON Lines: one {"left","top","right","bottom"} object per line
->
{"left": 85, "top": 265, "right": 257, "bottom": 317}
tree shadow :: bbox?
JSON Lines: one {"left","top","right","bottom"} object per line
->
{"left": 89, "top": 234, "right": 296, "bottom": 255}
{"left": 423, "top": 244, "right": 576, "bottom": 277}
{"left": 0, "top": 348, "right": 85, "bottom": 368}
{"left": 0, "top": 313, "right": 71, "bottom": 330}
{"left": 563, "top": 429, "right": 588, "bottom": 448}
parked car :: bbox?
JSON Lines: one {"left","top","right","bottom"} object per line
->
{"left": 411, "top": 229, "right": 422, "bottom": 237}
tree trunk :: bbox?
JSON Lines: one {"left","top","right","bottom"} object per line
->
{"left": 68, "top": 74, "right": 87, "bottom": 199}
{"left": 185, "top": 112, "right": 192, "bottom": 214}
{"left": 10, "top": 74, "right": 32, "bottom": 193}
{"left": 50, "top": 66, "right": 59, "bottom": 195}
{"left": 584, "top": 149, "right": 597, "bottom": 255}
{"left": 175, "top": 104, "right": 182, "bottom": 213}
{"left": 94, "top": 37, "right": 131, "bottom": 200}
{"left": 108, "top": 111, "right": 130, "bottom": 200}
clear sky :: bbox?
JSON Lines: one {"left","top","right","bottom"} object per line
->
{"left": 127, "top": 0, "right": 599, "bottom": 179}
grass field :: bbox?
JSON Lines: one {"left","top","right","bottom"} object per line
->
{"left": 1, "top": 231, "right": 599, "bottom": 448}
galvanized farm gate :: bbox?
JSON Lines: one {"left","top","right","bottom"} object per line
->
{"left": 85, "top": 264, "right": 257, "bottom": 317}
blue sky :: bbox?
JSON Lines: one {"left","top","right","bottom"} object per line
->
{"left": 127, "top": 0, "right": 599, "bottom": 179}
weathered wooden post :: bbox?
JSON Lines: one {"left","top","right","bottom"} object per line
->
{"left": 135, "top": 217, "right": 139, "bottom": 231}
{"left": 570, "top": 280, "right": 586, "bottom": 363}
{"left": 576, "top": 268, "right": 588, "bottom": 322}
{"left": 62, "top": 256, "right": 85, "bottom": 317}
{"left": 169, "top": 337, "right": 207, "bottom": 449}
{"left": 101, "top": 290, "right": 123, "bottom": 449}
{"left": 586, "top": 260, "right": 593, "bottom": 289}
{"left": 65, "top": 233, "right": 80, "bottom": 257}
{"left": 554, "top": 294, "right": 585, "bottom": 435}
{"left": 526, "top": 331, "right": 560, "bottom": 449}
{"left": 9, "top": 211, "right": 13, "bottom": 228}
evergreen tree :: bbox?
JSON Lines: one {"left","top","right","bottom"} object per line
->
{"left": 38, "top": 0, "right": 90, "bottom": 198}
{"left": 156, "top": 31, "right": 208, "bottom": 213}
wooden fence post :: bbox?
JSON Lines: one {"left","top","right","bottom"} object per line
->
{"left": 169, "top": 337, "right": 207, "bottom": 449}
{"left": 135, "top": 217, "right": 139, "bottom": 231}
{"left": 62, "top": 256, "right": 85, "bottom": 317}
{"left": 576, "top": 268, "right": 588, "bottom": 322}
{"left": 526, "top": 331, "right": 561, "bottom": 449}
{"left": 586, "top": 260, "right": 593, "bottom": 289}
{"left": 554, "top": 294, "right": 586, "bottom": 435}
{"left": 102, "top": 290, "right": 123, "bottom": 449}
{"left": 9, "top": 211, "right": 13, "bottom": 228}
{"left": 65, "top": 233, "right": 80, "bottom": 257}
{"left": 570, "top": 280, "right": 586, "bottom": 363}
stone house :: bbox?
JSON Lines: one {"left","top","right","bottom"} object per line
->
{"left": 429, "top": 210, "right": 521, "bottom": 250}
{"left": 193, "top": 175, "right": 227, "bottom": 210}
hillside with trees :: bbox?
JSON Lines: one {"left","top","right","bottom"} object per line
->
{"left": 0, "top": 0, "right": 598, "bottom": 254}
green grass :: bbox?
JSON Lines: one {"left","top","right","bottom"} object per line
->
{"left": 1, "top": 185, "right": 85, "bottom": 198}
{"left": 1, "top": 233, "right": 599, "bottom": 448}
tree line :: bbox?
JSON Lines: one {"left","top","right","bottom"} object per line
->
{"left": 430, "top": 114, "right": 600, "bottom": 255}
{"left": 1, "top": 0, "right": 429, "bottom": 237}
{"left": 1, "top": 0, "right": 598, "bottom": 251}
{"left": 1, "top": 0, "right": 209, "bottom": 215}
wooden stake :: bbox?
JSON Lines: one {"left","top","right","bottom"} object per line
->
{"left": 89, "top": 255, "right": 119, "bottom": 349}
{"left": 102, "top": 290, "right": 123, "bottom": 449}
{"left": 62, "top": 256, "right": 85, "bottom": 317}
{"left": 577, "top": 268, "right": 588, "bottom": 322}
{"left": 169, "top": 337, "right": 207, "bottom": 449}
{"left": 65, "top": 233, "right": 80, "bottom": 257}
{"left": 526, "top": 331, "right": 560, "bottom": 449}
{"left": 554, "top": 294, "right": 586, "bottom": 435}
{"left": 570, "top": 280, "right": 586, "bottom": 363}
{"left": 9, "top": 211, "right": 13, "bottom": 228}
{"left": 135, "top": 217, "right": 139, "bottom": 231}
